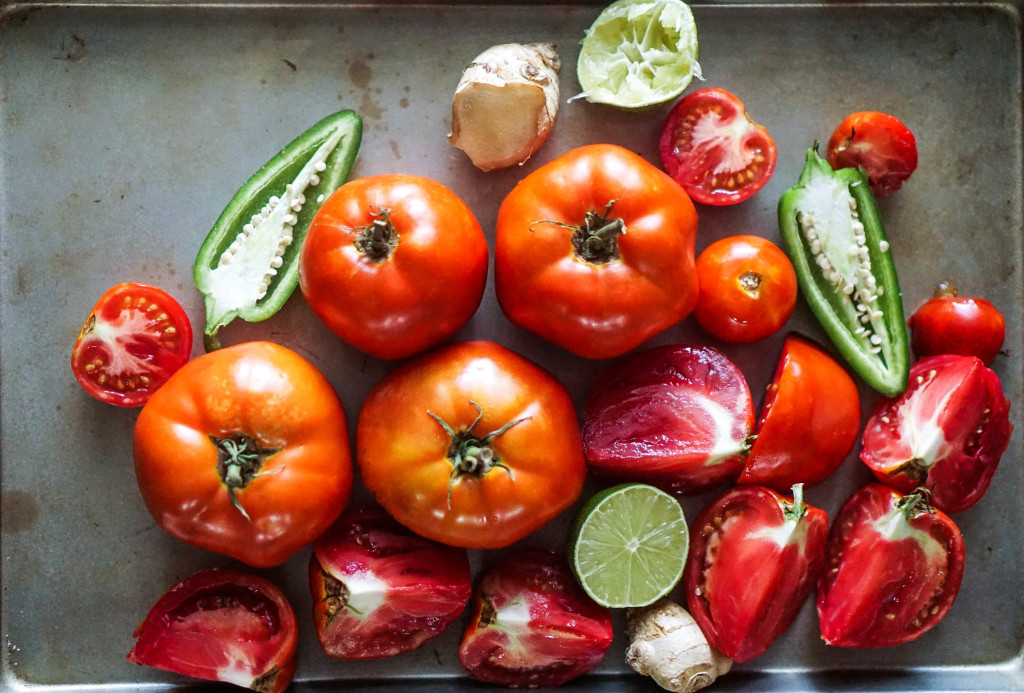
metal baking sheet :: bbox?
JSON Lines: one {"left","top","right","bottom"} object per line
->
{"left": 1, "top": 1, "right": 1021, "bottom": 691}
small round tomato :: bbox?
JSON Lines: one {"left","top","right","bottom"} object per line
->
{"left": 494, "top": 144, "right": 699, "bottom": 360}
{"left": 128, "top": 568, "right": 297, "bottom": 693}
{"left": 299, "top": 174, "right": 488, "bottom": 360}
{"left": 693, "top": 235, "right": 797, "bottom": 343}
{"left": 908, "top": 282, "right": 1006, "bottom": 365}
{"left": 71, "top": 282, "right": 193, "bottom": 407}
{"left": 658, "top": 87, "right": 778, "bottom": 205}
{"left": 133, "top": 341, "right": 353, "bottom": 567}
{"left": 356, "top": 341, "right": 586, "bottom": 548}
{"left": 827, "top": 111, "right": 918, "bottom": 197}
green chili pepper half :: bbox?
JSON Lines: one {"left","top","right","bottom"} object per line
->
{"left": 778, "top": 147, "right": 909, "bottom": 396}
{"left": 193, "top": 110, "right": 363, "bottom": 351}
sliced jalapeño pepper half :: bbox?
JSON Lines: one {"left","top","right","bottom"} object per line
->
{"left": 194, "top": 110, "right": 363, "bottom": 351}
{"left": 778, "top": 147, "right": 909, "bottom": 396}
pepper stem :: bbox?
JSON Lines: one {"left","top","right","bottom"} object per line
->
{"left": 353, "top": 206, "right": 400, "bottom": 263}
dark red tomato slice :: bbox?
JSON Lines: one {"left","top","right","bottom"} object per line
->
{"left": 659, "top": 87, "right": 778, "bottom": 205}
{"left": 582, "top": 345, "right": 754, "bottom": 495}
{"left": 860, "top": 354, "right": 1013, "bottom": 514}
{"left": 71, "top": 282, "right": 193, "bottom": 407}
{"left": 817, "top": 484, "right": 965, "bottom": 648}
{"left": 127, "top": 568, "right": 297, "bottom": 693}
{"left": 908, "top": 282, "right": 1006, "bottom": 365}
{"left": 309, "top": 506, "right": 472, "bottom": 660}
{"left": 459, "top": 549, "right": 613, "bottom": 688}
{"left": 826, "top": 111, "right": 918, "bottom": 197}
{"left": 740, "top": 334, "right": 861, "bottom": 490}
{"left": 684, "top": 484, "right": 828, "bottom": 662}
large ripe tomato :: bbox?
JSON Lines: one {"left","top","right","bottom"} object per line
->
{"left": 133, "top": 341, "right": 353, "bottom": 567}
{"left": 908, "top": 282, "right": 1006, "bottom": 365}
{"left": 356, "top": 340, "right": 586, "bottom": 548}
{"left": 739, "top": 334, "right": 861, "bottom": 490}
{"left": 826, "top": 111, "right": 918, "bottom": 196}
{"left": 299, "top": 174, "right": 488, "bottom": 360}
{"left": 860, "top": 354, "right": 1013, "bottom": 514}
{"left": 494, "top": 144, "right": 699, "bottom": 360}
{"left": 658, "top": 87, "right": 778, "bottom": 205}
{"left": 693, "top": 235, "right": 797, "bottom": 343}
{"left": 127, "top": 568, "right": 297, "bottom": 693}
{"left": 71, "top": 282, "right": 193, "bottom": 407}
{"left": 817, "top": 484, "right": 965, "bottom": 648}
{"left": 684, "top": 484, "right": 828, "bottom": 662}
{"left": 582, "top": 345, "right": 754, "bottom": 495}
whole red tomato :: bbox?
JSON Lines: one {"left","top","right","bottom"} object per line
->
{"left": 127, "top": 568, "right": 297, "bottom": 693}
{"left": 693, "top": 235, "right": 797, "bottom": 343}
{"left": 827, "top": 111, "right": 918, "bottom": 196}
{"left": 817, "top": 484, "right": 965, "bottom": 648}
{"left": 494, "top": 144, "right": 699, "bottom": 359}
{"left": 908, "top": 282, "right": 1006, "bottom": 365}
{"left": 740, "top": 334, "right": 861, "bottom": 490}
{"left": 356, "top": 340, "right": 586, "bottom": 548}
{"left": 685, "top": 484, "right": 828, "bottom": 662}
{"left": 299, "top": 174, "right": 488, "bottom": 360}
{"left": 133, "top": 341, "right": 353, "bottom": 567}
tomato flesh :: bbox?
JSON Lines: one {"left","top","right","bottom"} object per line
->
{"left": 826, "top": 111, "right": 918, "bottom": 197}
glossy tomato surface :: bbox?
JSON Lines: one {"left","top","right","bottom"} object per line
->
{"left": 459, "top": 549, "right": 613, "bottom": 687}
{"left": 299, "top": 174, "right": 489, "bottom": 360}
{"left": 494, "top": 144, "right": 699, "bottom": 359}
{"left": 740, "top": 334, "right": 861, "bottom": 490}
{"left": 127, "top": 568, "right": 297, "bottom": 693}
{"left": 356, "top": 340, "right": 586, "bottom": 548}
{"left": 71, "top": 282, "right": 193, "bottom": 407}
{"left": 582, "top": 345, "right": 754, "bottom": 495}
{"left": 860, "top": 354, "right": 1013, "bottom": 514}
{"left": 694, "top": 235, "right": 797, "bottom": 343}
{"left": 685, "top": 485, "right": 828, "bottom": 662}
{"left": 817, "top": 484, "right": 965, "bottom": 648}
{"left": 908, "top": 283, "right": 1006, "bottom": 365}
{"left": 309, "top": 506, "right": 472, "bottom": 660}
{"left": 658, "top": 87, "right": 778, "bottom": 205}
{"left": 133, "top": 341, "right": 353, "bottom": 567}
{"left": 826, "top": 111, "right": 918, "bottom": 196}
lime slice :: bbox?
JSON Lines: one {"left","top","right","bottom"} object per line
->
{"left": 568, "top": 483, "right": 689, "bottom": 608}
{"left": 576, "top": 0, "right": 702, "bottom": 108}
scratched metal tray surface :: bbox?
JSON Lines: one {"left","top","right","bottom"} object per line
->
{"left": 0, "top": 0, "right": 1022, "bottom": 691}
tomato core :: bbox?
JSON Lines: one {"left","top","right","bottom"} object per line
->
{"left": 353, "top": 206, "right": 400, "bottom": 263}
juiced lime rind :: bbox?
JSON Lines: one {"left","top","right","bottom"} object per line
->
{"left": 569, "top": 483, "right": 689, "bottom": 608}
{"left": 576, "top": 0, "right": 702, "bottom": 108}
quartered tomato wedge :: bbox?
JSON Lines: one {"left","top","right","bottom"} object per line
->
{"left": 659, "top": 87, "right": 777, "bottom": 205}
{"left": 817, "top": 484, "right": 965, "bottom": 648}
{"left": 127, "top": 569, "right": 298, "bottom": 693}
{"left": 582, "top": 345, "right": 754, "bottom": 495}
{"left": 71, "top": 282, "right": 193, "bottom": 407}
{"left": 309, "top": 506, "right": 472, "bottom": 659}
{"left": 860, "top": 354, "right": 1013, "bottom": 514}
{"left": 685, "top": 484, "right": 828, "bottom": 662}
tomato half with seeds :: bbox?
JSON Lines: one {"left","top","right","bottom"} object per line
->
{"left": 356, "top": 340, "right": 586, "bottom": 549}
{"left": 817, "top": 484, "right": 965, "bottom": 648}
{"left": 127, "top": 568, "right": 297, "bottom": 693}
{"left": 71, "top": 282, "right": 193, "bottom": 406}
{"left": 908, "top": 282, "right": 1006, "bottom": 365}
{"left": 659, "top": 87, "right": 777, "bottom": 205}
{"left": 133, "top": 341, "right": 353, "bottom": 567}
{"left": 827, "top": 111, "right": 918, "bottom": 197}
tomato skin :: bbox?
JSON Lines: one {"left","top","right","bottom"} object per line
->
{"left": 826, "top": 111, "right": 918, "bottom": 197}
{"left": 658, "top": 87, "right": 778, "bottom": 205}
{"left": 908, "top": 284, "right": 1006, "bottom": 365}
{"left": 817, "top": 484, "right": 965, "bottom": 648}
{"left": 127, "top": 568, "right": 297, "bottom": 693}
{"left": 740, "top": 334, "right": 861, "bottom": 490}
{"left": 71, "top": 282, "right": 193, "bottom": 407}
{"left": 356, "top": 341, "right": 586, "bottom": 549}
{"left": 495, "top": 144, "right": 699, "bottom": 360}
{"left": 299, "top": 174, "right": 489, "bottom": 361}
{"left": 684, "top": 485, "right": 828, "bottom": 662}
{"left": 133, "top": 341, "right": 353, "bottom": 568}
{"left": 694, "top": 235, "right": 797, "bottom": 343}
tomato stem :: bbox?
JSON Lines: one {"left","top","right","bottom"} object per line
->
{"left": 531, "top": 200, "right": 625, "bottom": 265}
{"left": 897, "top": 487, "right": 937, "bottom": 517}
{"left": 212, "top": 434, "right": 281, "bottom": 520}
{"left": 783, "top": 483, "right": 807, "bottom": 522}
{"left": 353, "top": 206, "right": 400, "bottom": 263}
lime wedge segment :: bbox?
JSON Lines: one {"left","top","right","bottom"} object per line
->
{"left": 568, "top": 483, "right": 689, "bottom": 608}
{"left": 576, "top": 0, "right": 702, "bottom": 108}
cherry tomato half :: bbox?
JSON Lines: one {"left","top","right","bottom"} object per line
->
{"left": 826, "top": 111, "right": 918, "bottom": 197}
{"left": 71, "top": 282, "right": 193, "bottom": 407}
{"left": 659, "top": 87, "right": 778, "bottom": 205}
{"left": 908, "top": 282, "right": 1006, "bottom": 365}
